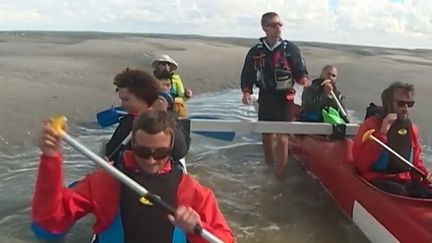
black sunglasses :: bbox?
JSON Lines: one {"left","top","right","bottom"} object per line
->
{"left": 132, "top": 134, "right": 174, "bottom": 159}
{"left": 133, "top": 145, "right": 172, "bottom": 160}
{"left": 395, "top": 100, "right": 415, "bottom": 108}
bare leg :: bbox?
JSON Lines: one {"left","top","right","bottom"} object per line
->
{"left": 274, "top": 134, "right": 289, "bottom": 179}
{"left": 262, "top": 133, "right": 274, "bottom": 165}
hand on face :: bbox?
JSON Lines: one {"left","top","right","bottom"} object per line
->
{"left": 380, "top": 113, "right": 398, "bottom": 134}
{"left": 168, "top": 206, "right": 202, "bottom": 233}
{"left": 388, "top": 88, "right": 414, "bottom": 121}
{"left": 320, "top": 79, "right": 334, "bottom": 96}
{"left": 322, "top": 80, "right": 334, "bottom": 96}
{"left": 323, "top": 69, "right": 337, "bottom": 82}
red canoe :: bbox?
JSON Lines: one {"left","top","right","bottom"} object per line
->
{"left": 289, "top": 135, "right": 432, "bottom": 243}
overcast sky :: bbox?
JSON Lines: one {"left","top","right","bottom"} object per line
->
{"left": 1, "top": 0, "right": 431, "bottom": 49}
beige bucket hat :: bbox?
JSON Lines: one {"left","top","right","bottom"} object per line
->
{"left": 151, "top": 55, "right": 178, "bottom": 71}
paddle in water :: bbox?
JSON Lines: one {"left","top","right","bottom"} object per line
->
{"left": 48, "top": 116, "right": 224, "bottom": 243}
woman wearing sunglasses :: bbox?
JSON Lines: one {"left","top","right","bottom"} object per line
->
{"left": 32, "top": 110, "right": 234, "bottom": 242}
{"left": 353, "top": 82, "right": 432, "bottom": 198}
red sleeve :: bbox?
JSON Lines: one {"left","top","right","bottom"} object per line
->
{"left": 411, "top": 125, "right": 428, "bottom": 174}
{"left": 352, "top": 117, "right": 387, "bottom": 174}
{"left": 32, "top": 153, "right": 94, "bottom": 234}
{"left": 178, "top": 176, "right": 234, "bottom": 243}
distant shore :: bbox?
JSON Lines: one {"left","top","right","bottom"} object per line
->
{"left": 1, "top": 31, "right": 431, "bottom": 147}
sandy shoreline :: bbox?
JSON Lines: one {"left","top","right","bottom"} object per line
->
{"left": 1, "top": 32, "right": 431, "bottom": 148}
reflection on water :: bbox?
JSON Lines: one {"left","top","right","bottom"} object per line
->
{"left": 0, "top": 89, "right": 431, "bottom": 242}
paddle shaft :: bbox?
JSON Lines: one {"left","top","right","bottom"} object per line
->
{"left": 330, "top": 90, "right": 349, "bottom": 122}
{"left": 369, "top": 134, "right": 426, "bottom": 177}
{"left": 59, "top": 132, "right": 223, "bottom": 243}
{"left": 107, "top": 132, "right": 132, "bottom": 161}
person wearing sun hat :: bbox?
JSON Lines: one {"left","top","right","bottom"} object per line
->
{"left": 152, "top": 54, "right": 193, "bottom": 101}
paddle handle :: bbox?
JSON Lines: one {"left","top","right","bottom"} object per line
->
{"left": 59, "top": 132, "right": 223, "bottom": 243}
{"left": 330, "top": 90, "right": 349, "bottom": 122}
{"left": 369, "top": 134, "right": 426, "bottom": 177}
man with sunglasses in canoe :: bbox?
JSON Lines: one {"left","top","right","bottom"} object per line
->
{"left": 241, "top": 12, "right": 309, "bottom": 179}
{"left": 300, "top": 65, "right": 347, "bottom": 123}
{"left": 31, "top": 110, "right": 234, "bottom": 242}
{"left": 353, "top": 82, "right": 432, "bottom": 198}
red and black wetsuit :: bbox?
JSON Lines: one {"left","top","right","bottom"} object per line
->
{"left": 241, "top": 38, "right": 309, "bottom": 121}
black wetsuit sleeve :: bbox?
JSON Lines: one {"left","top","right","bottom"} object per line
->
{"left": 302, "top": 79, "right": 346, "bottom": 114}
{"left": 286, "top": 42, "right": 309, "bottom": 81}
{"left": 240, "top": 48, "right": 256, "bottom": 94}
{"left": 104, "top": 115, "right": 134, "bottom": 159}
{"left": 301, "top": 79, "right": 324, "bottom": 113}
{"left": 171, "top": 118, "right": 191, "bottom": 161}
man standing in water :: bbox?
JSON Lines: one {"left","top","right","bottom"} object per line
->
{"left": 241, "top": 12, "right": 309, "bottom": 179}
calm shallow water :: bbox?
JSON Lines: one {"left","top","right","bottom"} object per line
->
{"left": 0, "top": 89, "right": 431, "bottom": 243}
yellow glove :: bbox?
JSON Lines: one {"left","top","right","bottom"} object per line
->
{"left": 174, "top": 98, "right": 188, "bottom": 118}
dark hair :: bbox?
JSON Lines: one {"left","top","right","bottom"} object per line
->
{"left": 113, "top": 68, "right": 160, "bottom": 106}
{"left": 381, "top": 82, "right": 415, "bottom": 114}
{"left": 261, "top": 12, "right": 279, "bottom": 26}
{"left": 132, "top": 110, "right": 177, "bottom": 138}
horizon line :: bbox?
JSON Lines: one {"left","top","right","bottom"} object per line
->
{"left": 1, "top": 29, "right": 431, "bottom": 51}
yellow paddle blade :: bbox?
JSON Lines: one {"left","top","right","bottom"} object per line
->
{"left": 139, "top": 196, "right": 153, "bottom": 206}
{"left": 49, "top": 116, "right": 67, "bottom": 135}
{"left": 362, "top": 129, "right": 375, "bottom": 142}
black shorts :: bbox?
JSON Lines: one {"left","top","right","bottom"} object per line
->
{"left": 258, "top": 90, "right": 294, "bottom": 121}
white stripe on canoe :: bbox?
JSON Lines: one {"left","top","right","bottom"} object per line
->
{"left": 190, "top": 120, "right": 360, "bottom": 136}
{"left": 352, "top": 200, "right": 399, "bottom": 243}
